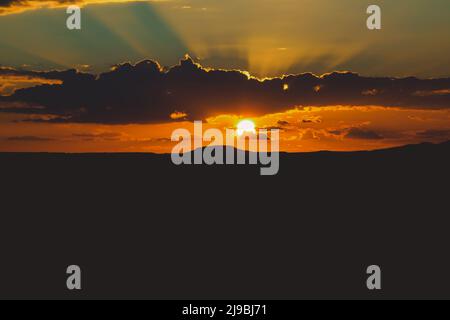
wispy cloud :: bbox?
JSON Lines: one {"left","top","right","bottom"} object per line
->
{"left": 0, "top": 0, "right": 165, "bottom": 15}
{"left": 6, "top": 135, "right": 55, "bottom": 141}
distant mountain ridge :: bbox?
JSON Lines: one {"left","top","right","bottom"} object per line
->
{"left": 1, "top": 140, "right": 449, "bottom": 156}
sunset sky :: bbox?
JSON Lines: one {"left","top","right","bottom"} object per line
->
{"left": 0, "top": 0, "right": 449, "bottom": 152}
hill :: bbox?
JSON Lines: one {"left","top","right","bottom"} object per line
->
{"left": 0, "top": 141, "right": 449, "bottom": 299}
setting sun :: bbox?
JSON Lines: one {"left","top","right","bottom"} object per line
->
{"left": 236, "top": 120, "right": 256, "bottom": 136}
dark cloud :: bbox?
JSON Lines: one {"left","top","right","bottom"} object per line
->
{"left": 1, "top": 56, "right": 449, "bottom": 124}
{"left": 6, "top": 135, "right": 55, "bottom": 141}
{"left": 72, "top": 132, "right": 122, "bottom": 141}
{"left": 0, "top": 1, "right": 130, "bottom": 14}
{"left": 143, "top": 137, "right": 172, "bottom": 143}
{"left": 328, "top": 129, "right": 343, "bottom": 136}
{"left": 0, "top": 66, "right": 94, "bottom": 82}
{"left": 0, "top": 0, "right": 18, "bottom": 6}
{"left": 277, "top": 120, "right": 290, "bottom": 126}
{"left": 302, "top": 116, "right": 322, "bottom": 124}
{"left": 345, "top": 128, "right": 384, "bottom": 140}
{"left": 0, "top": 0, "right": 61, "bottom": 13}
{"left": 0, "top": 0, "right": 77, "bottom": 8}
{"left": 72, "top": 132, "right": 121, "bottom": 138}
{"left": 416, "top": 129, "right": 450, "bottom": 140}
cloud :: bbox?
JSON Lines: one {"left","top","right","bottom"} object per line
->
{"left": 302, "top": 115, "right": 322, "bottom": 124}
{"left": 0, "top": 56, "right": 449, "bottom": 125}
{"left": 277, "top": 120, "right": 290, "bottom": 126}
{"left": 0, "top": 0, "right": 153, "bottom": 15}
{"left": 0, "top": 66, "right": 94, "bottom": 83}
{"left": 72, "top": 131, "right": 122, "bottom": 141}
{"left": 416, "top": 129, "right": 450, "bottom": 140}
{"left": 6, "top": 135, "right": 55, "bottom": 141}
{"left": 0, "top": 73, "right": 62, "bottom": 96}
{"left": 170, "top": 111, "right": 188, "bottom": 120}
{"left": 413, "top": 89, "right": 450, "bottom": 97}
{"left": 345, "top": 127, "right": 384, "bottom": 140}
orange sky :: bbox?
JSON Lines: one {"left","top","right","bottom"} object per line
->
{"left": 1, "top": 1, "right": 449, "bottom": 153}
{"left": 1, "top": 106, "right": 449, "bottom": 153}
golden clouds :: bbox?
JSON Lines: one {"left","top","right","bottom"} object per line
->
{"left": 413, "top": 89, "right": 450, "bottom": 97}
{"left": 170, "top": 111, "right": 188, "bottom": 120}
{"left": 0, "top": 0, "right": 154, "bottom": 15}
{"left": 0, "top": 74, "right": 62, "bottom": 95}
{"left": 206, "top": 106, "right": 450, "bottom": 152}
{"left": 1, "top": 106, "right": 450, "bottom": 153}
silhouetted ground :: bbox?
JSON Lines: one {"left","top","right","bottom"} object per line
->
{"left": 1, "top": 141, "right": 449, "bottom": 299}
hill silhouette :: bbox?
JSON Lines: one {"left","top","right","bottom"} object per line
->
{"left": 0, "top": 141, "right": 449, "bottom": 299}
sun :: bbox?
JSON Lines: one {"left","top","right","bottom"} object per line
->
{"left": 236, "top": 119, "right": 256, "bottom": 136}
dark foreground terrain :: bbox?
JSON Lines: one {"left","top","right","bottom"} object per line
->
{"left": 1, "top": 142, "right": 449, "bottom": 299}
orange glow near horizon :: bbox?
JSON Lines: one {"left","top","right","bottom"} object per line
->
{"left": 1, "top": 106, "right": 450, "bottom": 153}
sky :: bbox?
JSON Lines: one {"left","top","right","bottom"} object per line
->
{"left": 0, "top": 0, "right": 449, "bottom": 152}
{"left": 1, "top": 0, "right": 450, "bottom": 77}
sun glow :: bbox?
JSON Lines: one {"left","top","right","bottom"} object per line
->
{"left": 236, "top": 120, "right": 256, "bottom": 136}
